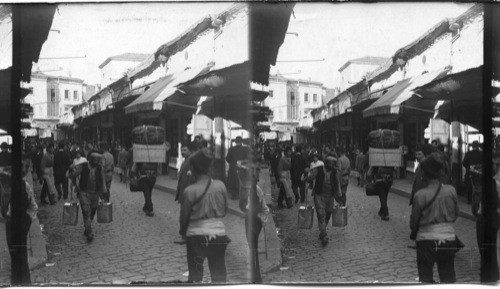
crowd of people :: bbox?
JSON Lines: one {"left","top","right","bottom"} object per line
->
{"left": 7, "top": 134, "right": 496, "bottom": 284}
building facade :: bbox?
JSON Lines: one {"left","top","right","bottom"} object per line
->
{"left": 263, "top": 74, "right": 323, "bottom": 143}
{"left": 338, "top": 56, "right": 388, "bottom": 91}
{"left": 24, "top": 72, "right": 87, "bottom": 139}
{"left": 99, "top": 53, "right": 150, "bottom": 87}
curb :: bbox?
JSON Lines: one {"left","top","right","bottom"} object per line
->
{"left": 389, "top": 187, "right": 476, "bottom": 222}
{"left": 27, "top": 218, "right": 48, "bottom": 270}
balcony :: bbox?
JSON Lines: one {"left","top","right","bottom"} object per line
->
{"left": 287, "top": 105, "right": 298, "bottom": 121}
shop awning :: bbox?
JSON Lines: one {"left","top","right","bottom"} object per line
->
{"left": 412, "top": 66, "right": 483, "bottom": 131}
{"left": 124, "top": 64, "right": 213, "bottom": 114}
{"left": 363, "top": 68, "right": 450, "bottom": 118}
{"left": 249, "top": 3, "right": 295, "bottom": 86}
{"left": 412, "top": 66, "right": 482, "bottom": 102}
{"left": 177, "top": 62, "right": 251, "bottom": 97}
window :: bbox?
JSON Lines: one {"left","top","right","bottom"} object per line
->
{"left": 304, "top": 93, "right": 309, "bottom": 103}
{"left": 290, "top": 92, "right": 295, "bottom": 105}
{"left": 74, "top": 91, "right": 78, "bottom": 101}
{"left": 50, "top": 88, "right": 56, "bottom": 102}
{"left": 269, "top": 90, "right": 273, "bottom": 98}
{"left": 313, "top": 94, "right": 318, "bottom": 103}
{"left": 65, "top": 90, "right": 69, "bottom": 100}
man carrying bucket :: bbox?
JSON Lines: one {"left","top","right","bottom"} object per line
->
{"left": 307, "top": 155, "right": 341, "bottom": 246}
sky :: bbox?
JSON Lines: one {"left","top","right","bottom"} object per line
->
{"left": 35, "top": 2, "right": 474, "bottom": 88}
{"left": 35, "top": 3, "right": 232, "bottom": 85}
{"left": 272, "top": 2, "right": 474, "bottom": 88}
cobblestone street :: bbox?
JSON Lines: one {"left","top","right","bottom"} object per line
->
{"left": 30, "top": 176, "right": 250, "bottom": 284}
{"left": 266, "top": 177, "right": 480, "bottom": 283}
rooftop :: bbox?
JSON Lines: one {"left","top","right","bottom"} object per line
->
{"left": 98, "top": 53, "right": 150, "bottom": 69}
{"left": 269, "top": 74, "right": 323, "bottom": 86}
{"left": 31, "top": 71, "right": 84, "bottom": 83}
{"left": 338, "top": 56, "right": 389, "bottom": 72}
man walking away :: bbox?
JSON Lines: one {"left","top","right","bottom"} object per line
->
{"left": 54, "top": 142, "right": 71, "bottom": 200}
{"left": 462, "top": 141, "right": 482, "bottom": 204}
{"left": 40, "top": 143, "right": 57, "bottom": 205}
{"left": 179, "top": 148, "right": 230, "bottom": 283}
{"left": 130, "top": 161, "right": 157, "bottom": 217}
{"left": 355, "top": 149, "right": 368, "bottom": 187}
{"left": 117, "top": 146, "right": 129, "bottom": 183}
{"left": 226, "top": 136, "right": 251, "bottom": 200}
{"left": 410, "top": 153, "right": 459, "bottom": 283}
{"left": 336, "top": 146, "right": 350, "bottom": 206}
{"left": 101, "top": 143, "right": 114, "bottom": 202}
{"left": 291, "top": 146, "right": 308, "bottom": 204}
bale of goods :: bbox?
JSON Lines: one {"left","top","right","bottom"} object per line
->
{"left": 131, "top": 125, "right": 165, "bottom": 145}
{"left": 133, "top": 144, "right": 167, "bottom": 163}
{"left": 368, "top": 129, "right": 400, "bottom": 149}
{"left": 368, "top": 147, "right": 403, "bottom": 167}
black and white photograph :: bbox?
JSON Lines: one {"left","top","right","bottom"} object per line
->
{"left": 0, "top": 1, "right": 499, "bottom": 286}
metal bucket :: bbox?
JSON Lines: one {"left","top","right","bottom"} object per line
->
{"left": 332, "top": 206, "right": 347, "bottom": 227}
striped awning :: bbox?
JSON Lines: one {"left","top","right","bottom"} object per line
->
{"left": 363, "top": 68, "right": 450, "bottom": 118}
{"left": 124, "top": 64, "right": 213, "bottom": 114}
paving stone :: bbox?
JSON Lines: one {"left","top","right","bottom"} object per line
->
{"left": 29, "top": 175, "right": 251, "bottom": 284}
{"left": 265, "top": 176, "right": 481, "bottom": 283}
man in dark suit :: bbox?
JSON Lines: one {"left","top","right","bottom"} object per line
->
{"left": 53, "top": 142, "right": 72, "bottom": 200}
{"left": 226, "top": 136, "right": 252, "bottom": 200}
{"left": 291, "top": 146, "right": 308, "bottom": 203}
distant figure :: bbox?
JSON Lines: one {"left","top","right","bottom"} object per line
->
{"left": 101, "top": 143, "right": 114, "bottom": 203}
{"left": 53, "top": 142, "right": 72, "bottom": 200}
{"left": 117, "top": 146, "right": 130, "bottom": 183}
{"left": 336, "top": 146, "right": 350, "bottom": 206}
{"left": 175, "top": 141, "right": 199, "bottom": 203}
{"left": 226, "top": 136, "right": 251, "bottom": 200}
{"left": 410, "top": 144, "right": 434, "bottom": 206}
{"left": 277, "top": 147, "right": 294, "bottom": 209}
{"left": 463, "top": 141, "right": 482, "bottom": 204}
{"left": 355, "top": 149, "right": 368, "bottom": 187}
{"left": 291, "top": 146, "right": 308, "bottom": 204}
{"left": 40, "top": 142, "right": 57, "bottom": 205}
{"left": 0, "top": 142, "right": 11, "bottom": 167}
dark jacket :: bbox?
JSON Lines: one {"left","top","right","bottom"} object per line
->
{"left": 53, "top": 149, "right": 72, "bottom": 177}
{"left": 291, "top": 152, "right": 308, "bottom": 181}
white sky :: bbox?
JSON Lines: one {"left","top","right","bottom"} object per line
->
{"left": 36, "top": 3, "right": 473, "bottom": 88}
{"left": 36, "top": 3, "right": 232, "bottom": 85}
{"left": 272, "top": 2, "right": 474, "bottom": 88}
